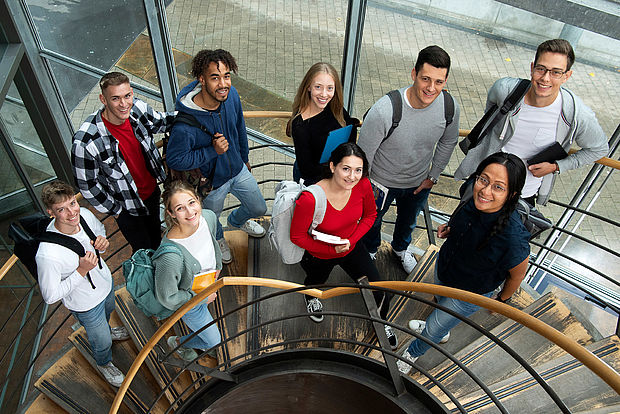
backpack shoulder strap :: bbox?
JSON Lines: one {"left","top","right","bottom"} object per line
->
{"left": 174, "top": 112, "right": 214, "bottom": 137}
{"left": 152, "top": 242, "right": 183, "bottom": 261}
{"left": 382, "top": 89, "right": 403, "bottom": 144}
{"left": 500, "top": 78, "right": 530, "bottom": 115}
{"left": 38, "top": 232, "right": 86, "bottom": 257}
{"left": 304, "top": 185, "right": 327, "bottom": 232}
{"left": 79, "top": 214, "right": 102, "bottom": 269}
{"left": 442, "top": 90, "right": 455, "bottom": 126}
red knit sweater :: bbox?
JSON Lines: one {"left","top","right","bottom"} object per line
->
{"left": 290, "top": 177, "right": 377, "bottom": 259}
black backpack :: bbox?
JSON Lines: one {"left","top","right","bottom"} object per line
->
{"left": 364, "top": 89, "right": 455, "bottom": 144}
{"left": 8, "top": 213, "right": 100, "bottom": 288}
{"left": 459, "top": 79, "right": 530, "bottom": 154}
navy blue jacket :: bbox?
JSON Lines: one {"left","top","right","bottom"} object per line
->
{"left": 167, "top": 81, "right": 249, "bottom": 189}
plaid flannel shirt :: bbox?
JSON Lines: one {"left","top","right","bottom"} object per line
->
{"left": 71, "top": 98, "right": 175, "bottom": 216}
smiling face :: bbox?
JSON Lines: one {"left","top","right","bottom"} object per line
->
{"left": 100, "top": 82, "right": 134, "bottom": 125}
{"left": 473, "top": 163, "right": 510, "bottom": 214}
{"left": 528, "top": 52, "right": 572, "bottom": 107}
{"left": 167, "top": 190, "right": 202, "bottom": 230}
{"left": 408, "top": 63, "right": 448, "bottom": 109}
{"left": 199, "top": 61, "right": 232, "bottom": 109}
{"left": 47, "top": 195, "right": 81, "bottom": 234}
{"left": 330, "top": 155, "right": 364, "bottom": 191}
{"left": 307, "top": 72, "right": 335, "bottom": 113}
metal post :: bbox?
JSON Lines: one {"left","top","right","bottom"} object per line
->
{"left": 341, "top": 0, "right": 367, "bottom": 113}
{"left": 422, "top": 202, "right": 436, "bottom": 246}
{"left": 142, "top": 0, "right": 179, "bottom": 111}
{"left": 357, "top": 276, "right": 405, "bottom": 396}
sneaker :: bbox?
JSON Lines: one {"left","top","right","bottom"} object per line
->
{"left": 408, "top": 320, "right": 450, "bottom": 344}
{"left": 369, "top": 251, "right": 377, "bottom": 260}
{"left": 110, "top": 326, "right": 129, "bottom": 341}
{"left": 384, "top": 325, "right": 398, "bottom": 350}
{"left": 217, "top": 238, "right": 233, "bottom": 264}
{"left": 97, "top": 362, "right": 125, "bottom": 387}
{"left": 167, "top": 336, "right": 198, "bottom": 362}
{"left": 305, "top": 297, "right": 324, "bottom": 323}
{"left": 397, "top": 348, "right": 418, "bottom": 375}
{"left": 394, "top": 249, "right": 417, "bottom": 274}
{"left": 236, "top": 219, "right": 266, "bottom": 238}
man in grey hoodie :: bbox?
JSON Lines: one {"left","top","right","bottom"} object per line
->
{"left": 454, "top": 39, "right": 608, "bottom": 206}
{"left": 358, "top": 45, "right": 460, "bottom": 274}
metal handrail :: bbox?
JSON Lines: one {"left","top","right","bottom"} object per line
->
{"left": 109, "top": 276, "right": 620, "bottom": 414}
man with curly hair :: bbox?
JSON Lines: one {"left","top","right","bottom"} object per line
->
{"left": 166, "top": 49, "right": 267, "bottom": 263}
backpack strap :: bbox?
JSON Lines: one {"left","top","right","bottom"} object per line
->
{"left": 303, "top": 185, "right": 327, "bottom": 233}
{"left": 152, "top": 242, "right": 183, "bottom": 261}
{"left": 442, "top": 90, "right": 454, "bottom": 126}
{"left": 79, "top": 215, "right": 102, "bottom": 269}
{"left": 174, "top": 112, "right": 214, "bottom": 137}
{"left": 38, "top": 231, "right": 97, "bottom": 289}
{"left": 462, "top": 78, "right": 530, "bottom": 153}
{"left": 382, "top": 89, "right": 403, "bottom": 144}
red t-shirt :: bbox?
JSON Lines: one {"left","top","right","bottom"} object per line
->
{"left": 290, "top": 177, "right": 377, "bottom": 259}
{"left": 102, "top": 117, "right": 156, "bottom": 200}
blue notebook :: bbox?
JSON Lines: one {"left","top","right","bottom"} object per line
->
{"left": 319, "top": 125, "right": 353, "bottom": 163}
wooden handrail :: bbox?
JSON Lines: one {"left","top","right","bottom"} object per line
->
{"left": 0, "top": 254, "right": 18, "bottom": 283}
{"left": 109, "top": 276, "right": 620, "bottom": 413}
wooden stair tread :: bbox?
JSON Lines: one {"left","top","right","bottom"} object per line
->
{"left": 415, "top": 291, "right": 595, "bottom": 399}
{"left": 24, "top": 393, "right": 66, "bottom": 414}
{"left": 68, "top": 328, "right": 169, "bottom": 414}
{"left": 34, "top": 347, "right": 132, "bottom": 414}
{"left": 456, "top": 335, "right": 620, "bottom": 413}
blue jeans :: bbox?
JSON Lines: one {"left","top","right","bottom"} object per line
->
{"left": 362, "top": 186, "right": 430, "bottom": 253}
{"left": 407, "top": 273, "right": 493, "bottom": 357}
{"left": 202, "top": 165, "right": 267, "bottom": 240}
{"left": 72, "top": 284, "right": 115, "bottom": 366}
{"left": 179, "top": 302, "right": 222, "bottom": 350}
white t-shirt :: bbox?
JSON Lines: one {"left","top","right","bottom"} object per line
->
{"left": 503, "top": 94, "right": 562, "bottom": 197}
{"left": 169, "top": 216, "right": 217, "bottom": 273}
{"left": 35, "top": 208, "right": 112, "bottom": 312}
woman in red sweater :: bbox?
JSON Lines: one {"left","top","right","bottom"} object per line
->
{"left": 290, "top": 142, "right": 396, "bottom": 349}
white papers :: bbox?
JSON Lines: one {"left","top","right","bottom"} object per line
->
{"left": 311, "top": 229, "right": 349, "bottom": 245}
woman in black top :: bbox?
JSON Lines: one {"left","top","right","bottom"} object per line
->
{"left": 287, "top": 62, "right": 359, "bottom": 184}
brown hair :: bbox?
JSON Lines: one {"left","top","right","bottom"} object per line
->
{"left": 99, "top": 72, "right": 130, "bottom": 92}
{"left": 286, "top": 62, "right": 345, "bottom": 136}
{"left": 535, "top": 39, "right": 575, "bottom": 71}
{"left": 162, "top": 181, "right": 200, "bottom": 229}
{"left": 41, "top": 180, "right": 76, "bottom": 210}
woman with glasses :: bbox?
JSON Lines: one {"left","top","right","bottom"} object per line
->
{"left": 287, "top": 62, "right": 359, "bottom": 185}
{"left": 398, "top": 152, "right": 530, "bottom": 374}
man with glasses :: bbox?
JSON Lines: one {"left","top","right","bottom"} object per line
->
{"left": 455, "top": 39, "right": 608, "bottom": 206}
{"left": 72, "top": 72, "right": 175, "bottom": 252}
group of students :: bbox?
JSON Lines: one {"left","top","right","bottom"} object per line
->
{"left": 33, "top": 38, "right": 608, "bottom": 389}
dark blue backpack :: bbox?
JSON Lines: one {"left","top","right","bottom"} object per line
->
{"left": 123, "top": 243, "right": 181, "bottom": 320}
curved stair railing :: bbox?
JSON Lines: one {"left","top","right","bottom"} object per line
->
{"left": 0, "top": 120, "right": 618, "bottom": 413}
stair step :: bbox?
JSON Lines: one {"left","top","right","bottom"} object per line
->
{"left": 415, "top": 291, "right": 595, "bottom": 399}
{"left": 24, "top": 393, "right": 66, "bottom": 414}
{"left": 416, "top": 286, "right": 535, "bottom": 371}
{"left": 68, "top": 327, "right": 169, "bottom": 414}
{"left": 361, "top": 244, "right": 439, "bottom": 359}
{"left": 114, "top": 287, "right": 195, "bottom": 407}
{"left": 457, "top": 335, "right": 620, "bottom": 413}
{"left": 34, "top": 347, "right": 132, "bottom": 414}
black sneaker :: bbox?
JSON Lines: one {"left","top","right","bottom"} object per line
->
{"left": 305, "top": 297, "right": 324, "bottom": 323}
{"left": 384, "top": 325, "right": 398, "bottom": 350}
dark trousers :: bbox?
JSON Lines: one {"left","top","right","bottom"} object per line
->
{"left": 116, "top": 187, "right": 162, "bottom": 252}
{"left": 300, "top": 242, "right": 390, "bottom": 319}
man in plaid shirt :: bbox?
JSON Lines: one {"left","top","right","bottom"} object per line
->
{"left": 72, "top": 72, "right": 175, "bottom": 252}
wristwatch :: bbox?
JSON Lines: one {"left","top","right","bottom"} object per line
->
{"left": 427, "top": 175, "right": 438, "bottom": 184}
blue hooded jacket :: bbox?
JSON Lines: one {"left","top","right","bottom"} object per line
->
{"left": 167, "top": 80, "right": 249, "bottom": 189}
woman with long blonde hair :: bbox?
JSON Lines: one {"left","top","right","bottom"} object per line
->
{"left": 287, "top": 62, "right": 359, "bottom": 184}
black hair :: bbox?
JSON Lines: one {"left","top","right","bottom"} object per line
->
{"left": 191, "top": 49, "right": 238, "bottom": 79}
{"left": 326, "top": 142, "right": 369, "bottom": 178}
{"left": 471, "top": 152, "right": 526, "bottom": 249}
{"left": 414, "top": 45, "right": 451, "bottom": 76}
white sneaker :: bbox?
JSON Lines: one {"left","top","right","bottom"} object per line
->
{"left": 394, "top": 249, "right": 417, "bottom": 274}
{"left": 167, "top": 336, "right": 198, "bottom": 362}
{"left": 397, "top": 348, "right": 418, "bottom": 375}
{"left": 217, "top": 238, "right": 233, "bottom": 264}
{"left": 305, "top": 297, "right": 324, "bottom": 323}
{"left": 238, "top": 219, "right": 266, "bottom": 238}
{"left": 408, "top": 320, "right": 450, "bottom": 344}
{"left": 110, "top": 326, "right": 129, "bottom": 341}
{"left": 97, "top": 362, "right": 125, "bottom": 388}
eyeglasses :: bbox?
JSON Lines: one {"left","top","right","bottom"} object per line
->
{"left": 475, "top": 175, "right": 507, "bottom": 194}
{"left": 533, "top": 65, "right": 567, "bottom": 79}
